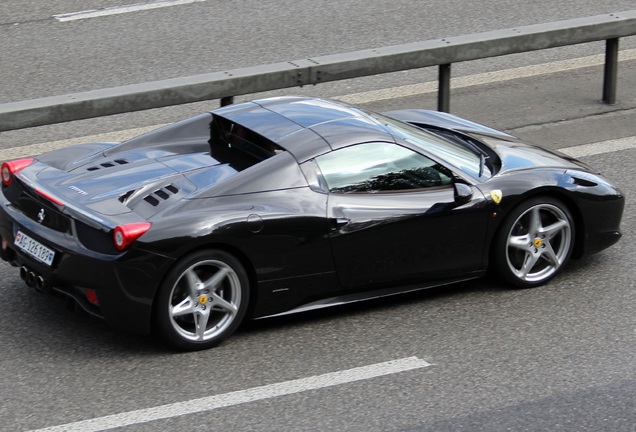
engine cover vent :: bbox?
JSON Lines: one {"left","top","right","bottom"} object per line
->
{"left": 143, "top": 184, "right": 180, "bottom": 207}
{"left": 87, "top": 159, "right": 130, "bottom": 172}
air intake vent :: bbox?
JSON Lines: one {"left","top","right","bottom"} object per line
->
{"left": 571, "top": 176, "right": 597, "bottom": 187}
{"left": 144, "top": 195, "right": 160, "bottom": 206}
{"left": 155, "top": 189, "right": 170, "bottom": 200}
{"left": 142, "top": 184, "right": 180, "bottom": 207}
{"left": 118, "top": 190, "right": 135, "bottom": 203}
{"left": 86, "top": 159, "right": 130, "bottom": 172}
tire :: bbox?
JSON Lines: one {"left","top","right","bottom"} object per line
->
{"left": 492, "top": 197, "right": 574, "bottom": 288}
{"left": 155, "top": 249, "right": 250, "bottom": 350}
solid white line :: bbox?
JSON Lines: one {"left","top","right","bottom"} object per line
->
{"left": 27, "top": 357, "right": 431, "bottom": 432}
{"left": 335, "top": 48, "right": 636, "bottom": 105}
{"left": 53, "top": 0, "right": 208, "bottom": 22}
{"left": 0, "top": 125, "right": 162, "bottom": 161}
{"left": 3, "top": 129, "right": 635, "bottom": 164}
{"left": 560, "top": 136, "right": 636, "bottom": 158}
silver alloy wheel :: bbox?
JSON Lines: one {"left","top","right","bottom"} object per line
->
{"left": 168, "top": 259, "right": 242, "bottom": 342}
{"left": 505, "top": 203, "right": 572, "bottom": 283}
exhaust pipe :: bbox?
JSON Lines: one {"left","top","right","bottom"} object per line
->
{"left": 19, "top": 266, "right": 51, "bottom": 292}
{"left": 35, "top": 275, "right": 48, "bottom": 293}
{"left": 20, "top": 266, "right": 28, "bottom": 281}
{"left": 19, "top": 266, "right": 41, "bottom": 289}
{"left": 25, "top": 271, "right": 36, "bottom": 288}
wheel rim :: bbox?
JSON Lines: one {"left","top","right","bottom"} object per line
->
{"left": 168, "top": 259, "right": 242, "bottom": 342}
{"left": 505, "top": 203, "right": 572, "bottom": 283}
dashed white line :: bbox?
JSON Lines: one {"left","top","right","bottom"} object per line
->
{"left": 53, "top": 0, "right": 208, "bottom": 22}
{"left": 27, "top": 356, "right": 431, "bottom": 432}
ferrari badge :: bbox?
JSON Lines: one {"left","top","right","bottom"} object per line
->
{"left": 490, "top": 190, "right": 503, "bottom": 204}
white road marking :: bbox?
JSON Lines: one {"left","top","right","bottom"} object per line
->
{"left": 0, "top": 125, "right": 162, "bottom": 161}
{"left": 3, "top": 128, "right": 634, "bottom": 164}
{"left": 53, "top": 0, "right": 208, "bottom": 22}
{"left": 2, "top": 49, "right": 635, "bottom": 162}
{"left": 336, "top": 48, "right": 636, "bottom": 104}
{"left": 27, "top": 356, "right": 431, "bottom": 432}
{"left": 560, "top": 136, "right": 636, "bottom": 158}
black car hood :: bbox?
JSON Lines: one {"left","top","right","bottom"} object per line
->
{"left": 384, "top": 109, "right": 593, "bottom": 175}
{"left": 469, "top": 133, "right": 590, "bottom": 175}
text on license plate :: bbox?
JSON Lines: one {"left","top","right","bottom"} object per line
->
{"left": 14, "top": 231, "right": 55, "bottom": 266}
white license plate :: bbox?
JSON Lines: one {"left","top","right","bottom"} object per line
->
{"left": 14, "top": 231, "right": 55, "bottom": 266}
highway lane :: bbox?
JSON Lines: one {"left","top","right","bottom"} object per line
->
{"left": 0, "top": 65, "right": 635, "bottom": 431}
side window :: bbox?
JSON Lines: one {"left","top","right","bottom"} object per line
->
{"left": 315, "top": 142, "right": 453, "bottom": 193}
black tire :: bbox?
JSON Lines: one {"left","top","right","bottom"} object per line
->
{"left": 492, "top": 196, "right": 574, "bottom": 288}
{"left": 155, "top": 249, "right": 250, "bottom": 350}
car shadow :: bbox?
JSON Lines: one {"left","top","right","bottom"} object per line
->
{"left": 240, "top": 277, "right": 502, "bottom": 336}
{"left": 1, "top": 251, "right": 609, "bottom": 357}
{"left": 239, "top": 251, "right": 612, "bottom": 338}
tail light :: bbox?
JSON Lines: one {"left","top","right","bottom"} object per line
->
{"left": 113, "top": 222, "right": 151, "bottom": 251}
{"left": 1, "top": 158, "right": 34, "bottom": 186}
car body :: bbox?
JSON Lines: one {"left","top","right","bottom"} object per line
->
{"left": 0, "top": 96, "right": 624, "bottom": 350}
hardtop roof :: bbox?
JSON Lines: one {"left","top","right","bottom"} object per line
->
{"left": 212, "top": 96, "right": 395, "bottom": 161}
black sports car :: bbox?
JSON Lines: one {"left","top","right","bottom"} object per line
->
{"left": 0, "top": 96, "right": 624, "bottom": 350}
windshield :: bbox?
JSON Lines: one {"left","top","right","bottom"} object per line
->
{"left": 371, "top": 113, "right": 490, "bottom": 180}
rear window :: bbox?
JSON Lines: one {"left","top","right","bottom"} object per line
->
{"left": 210, "top": 115, "right": 285, "bottom": 171}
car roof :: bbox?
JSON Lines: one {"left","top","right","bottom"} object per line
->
{"left": 211, "top": 96, "right": 395, "bottom": 161}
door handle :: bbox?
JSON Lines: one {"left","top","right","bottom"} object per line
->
{"left": 332, "top": 217, "right": 350, "bottom": 229}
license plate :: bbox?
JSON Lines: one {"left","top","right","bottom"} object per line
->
{"left": 14, "top": 231, "right": 55, "bottom": 266}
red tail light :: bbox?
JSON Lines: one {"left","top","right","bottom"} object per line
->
{"left": 113, "top": 222, "right": 151, "bottom": 251}
{"left": 1, "top": 158, "right": 34, "bottom": 186}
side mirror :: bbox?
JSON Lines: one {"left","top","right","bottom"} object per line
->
{"left": 453, "top": 181, "right": 473, "bottom": 205}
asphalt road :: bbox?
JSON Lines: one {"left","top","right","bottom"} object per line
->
{"left": 2, "top": 0, "right": 636, "bottom": 146}
{"left": 1, "top": 1, "right": 636, "bottom": 431}
{"left": 2, "top": 0, "right": 635, "bottom": 101}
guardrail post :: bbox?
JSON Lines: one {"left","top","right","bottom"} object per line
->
{"left": 220, "top": 96, "right": 235, "bottom": 107}
{"left": 438, "top": 63, "right": 451, "bottom": 112}
{"left": 602, "top": 38, "right": 619, "bottom": 104}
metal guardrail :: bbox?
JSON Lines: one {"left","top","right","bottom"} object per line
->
{"left": 1, "top": 11, "right": 636, "bottom": 132}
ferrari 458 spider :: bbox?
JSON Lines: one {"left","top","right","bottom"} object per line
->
{"left": 0, "top": 96, "right": 624, "bottom": 350}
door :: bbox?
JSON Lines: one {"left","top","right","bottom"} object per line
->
{"left": 315, "top": 142, "right": 488, "bottom": 288}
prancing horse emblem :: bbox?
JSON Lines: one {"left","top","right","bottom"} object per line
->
{"left": 37, "top": 208, "right": 45, "bottom": 224}
{"left": 490, "top": 190, "right": 503, "bottom": 205}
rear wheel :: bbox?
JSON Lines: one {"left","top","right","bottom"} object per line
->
{"left": 155, "top": 250, "right": 249, "bottom": 350}
{"left": 493, "top": 197, "right": 574, "bottom": 288}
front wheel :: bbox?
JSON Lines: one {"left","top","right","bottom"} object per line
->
{"left": 155, "top": 250, "right": 250, "bottom": 350}
{"left": 493, "top": 197, "right": 574, "bottom": 288}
